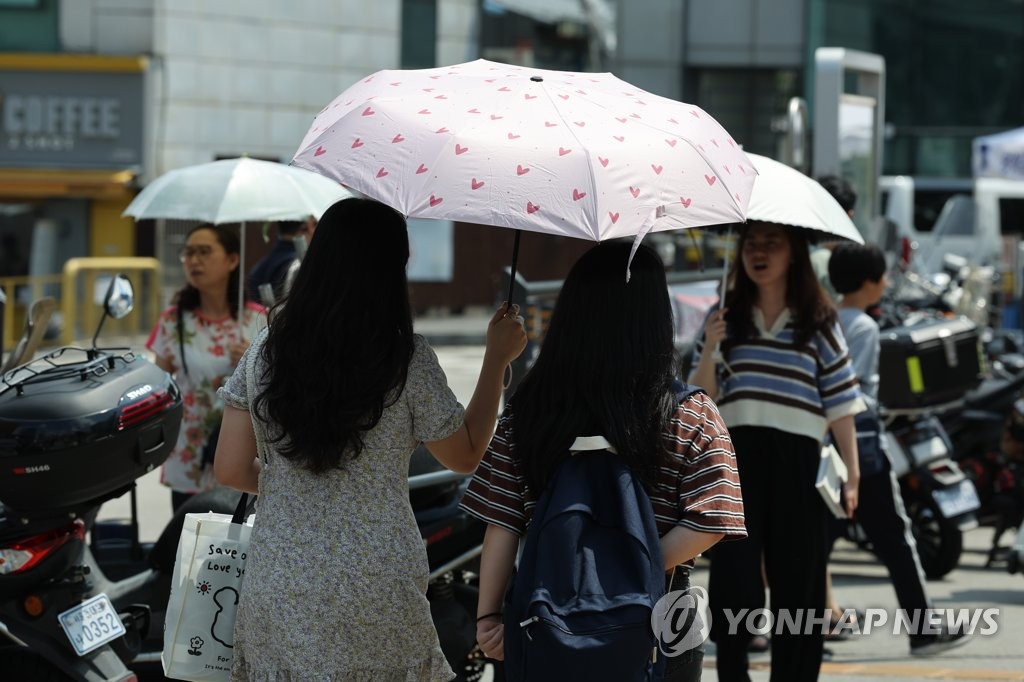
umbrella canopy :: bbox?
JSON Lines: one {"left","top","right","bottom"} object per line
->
{"left": 742, "top": 153, "right": 863, "bottom": 244}
{"left": 291, "top": 59, "right": 755, "bottom": 243}
{"left": 123, "top": 157, "right": 353, "bottom": 323}
{"left": 122, "top": 157, "right": 353, "bottom": 224}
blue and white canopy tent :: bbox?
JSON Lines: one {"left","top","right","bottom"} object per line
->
{"left": 973, "top": 126, "right": 1024, "bottom": 180}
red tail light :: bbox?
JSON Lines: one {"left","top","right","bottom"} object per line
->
{"left": 0, "top": 520, "right": 84, "bottom": 575}
{"left": 118, "top": 389, "right": 174, "bottom": 430}
{"left": 901, "top": 237, "right": 913, "bottom": 267}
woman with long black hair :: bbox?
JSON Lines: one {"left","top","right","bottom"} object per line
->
{"left": 213, "top": 198, "right": 527, "bottom": 681}
{"left": 462, "top": 241, "right": 746, "bottom": 681}
{"left": 690, "top": 221, "right": 863, "bottom": 682}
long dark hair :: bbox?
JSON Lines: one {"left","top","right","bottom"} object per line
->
{"left": 252, "top": 198, "right": 414, "bottom": 474}
{"left": 172, "top": 224, "right": 241, "bottom": 318}
{"left": 724, "top": 221, "right": 836, "bottom": 348}
{"left": 512, "top": 241, "right": 677, "bottom": 494}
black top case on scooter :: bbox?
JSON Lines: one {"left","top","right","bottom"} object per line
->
{"left": 0, "top": 353, "right": 182, "bottom": 518}
{"left": 878, "top": 316, "right": 984, "bottom": 409}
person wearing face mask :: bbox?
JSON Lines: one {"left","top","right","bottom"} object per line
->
{"left": 690, "top": 221, "right": 864, "bottom": 682}
{"left": 147, "top": 224, "right": 267, "bottom": 510}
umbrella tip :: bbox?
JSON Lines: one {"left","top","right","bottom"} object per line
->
{"left": 530, "top": 76, "right": 543, "bottom": 82}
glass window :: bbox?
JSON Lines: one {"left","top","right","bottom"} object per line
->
{"left": 811, "top": 0, "right": 1024, "bottom": 177}
{"left": 1001, "top": 198, "right": 1024, "bottom": 237}
{"left": 401, "top": 0, "right": 437, "bottom": 69}
{"left": 0, "top": 0, "right": 57, "bottom": 51}
{"left": 685, "top": 68, "right": 801, "bottom": 157}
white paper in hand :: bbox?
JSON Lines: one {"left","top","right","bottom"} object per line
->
{"left": 816, "top": 444, "right": 848, "bottom": 519}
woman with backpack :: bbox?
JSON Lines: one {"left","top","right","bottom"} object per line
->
{"left": 461, "top": 241, "right": 746, "bottom": 682}
{"left": 689, "top": 221, "right": 863, "bottom": 681}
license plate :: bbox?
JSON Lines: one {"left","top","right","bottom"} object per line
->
{"left": 57, "top": 593, "right": 126, "bottom": 656}
{"left": 932, "top": 480, "right": 981, "bottom": 518}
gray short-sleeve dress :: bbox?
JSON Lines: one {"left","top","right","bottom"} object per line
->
{"left": 218, "top": 330, "right": 463, "bottom": 682}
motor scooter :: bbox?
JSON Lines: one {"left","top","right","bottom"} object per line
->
{"left": 879, "top": 412, "right": 980, "bottom": 579}
{"left": 1, "top": 277, "right": 495, "bottom": 681}
{"left": 0, "top": 275, "right": 190, "bottom": 680}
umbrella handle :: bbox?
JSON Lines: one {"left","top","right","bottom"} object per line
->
{"left": 501, "top": 230, "right": 522, "bottom": 394}
{"left": 506, "top": 230, "right": 522, "bottom": 307}
{"left": 713, "top": 225, "right": 733, "bottom": 364}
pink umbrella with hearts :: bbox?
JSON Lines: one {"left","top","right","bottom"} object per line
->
{"left": 291, "top": 59, "right": 756, "bottom": 290}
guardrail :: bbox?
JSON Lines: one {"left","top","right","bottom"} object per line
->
{"left": 0, "top": 258, "right": 162, "bottom": 351}
{"left": 61, "top": 258, "right": 162, "bottom": 345}
{"left": 0, "top": 274, "right": 62, "bottom": 350}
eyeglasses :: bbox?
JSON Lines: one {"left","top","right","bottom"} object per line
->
{"left": 179, "top": 245, "right": 218, "bottom": 263}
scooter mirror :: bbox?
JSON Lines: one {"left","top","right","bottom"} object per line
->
{"left": 104, "top": 274, "right": 135, "bottom": 320}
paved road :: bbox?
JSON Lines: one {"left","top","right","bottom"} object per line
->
{"left": 695, "top": 528, "right": 1024, "bottom": 681}
{"left": 98, "top": 341, "right": 1024, "bottom": 680}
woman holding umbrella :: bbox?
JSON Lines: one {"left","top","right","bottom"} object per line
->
{"left": 690, "top": 219, "right": 863, "bottom": 681}
{"left": 213, "top": 198, "right": 527, "bottom": 681}
{"left": 147, "top": 224, "right": 267, "bottom": 510}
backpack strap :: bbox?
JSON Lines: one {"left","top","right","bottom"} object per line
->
{"left": 672, "top": 378, "right": 704, "bottom": 405}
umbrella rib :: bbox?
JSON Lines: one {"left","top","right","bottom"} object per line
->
{"left": 611, "top": 103, "right": 753, "bottom": 221}
{"left": 537, "top": 80, "right": 602, "bottom": 241}
{"left": 674, "top": 136, "right": 749, "bottom": 219}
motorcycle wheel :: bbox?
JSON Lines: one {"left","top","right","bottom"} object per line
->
{"left": 3, "top": 650, "right": 72, "bottom": 681}
{"left": 905, "top": 493, "right": 964, "bottom": 579}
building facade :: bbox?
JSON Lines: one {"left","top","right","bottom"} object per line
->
{"left": 10, "top": 0, "right": 1012, "bottom": 318}
{"left": 616, "top": 0, "right": 1024, "bottom": 178}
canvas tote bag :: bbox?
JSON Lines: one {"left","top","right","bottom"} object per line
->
{"left": 162, "top": 492, "right": 253, "bottom": 681}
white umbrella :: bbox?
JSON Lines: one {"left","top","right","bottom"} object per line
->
{"left": 122, "top": 157, "right": 352, "bottom": 224}
{"left": 743, "top": 153, "right": 863, "bottom": 243}
{"left": 123, "top": 157, "right": 354, "bottom": 317}
{"left": 699, "top": 152, "right": 864, "bottom": 307}
{"left": 685, "top": 154, "right": 863, "bottom": 367}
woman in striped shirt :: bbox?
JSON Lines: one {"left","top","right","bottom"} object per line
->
{"left": 461, "top": 242, "right": 746, "bottom": 682}
{"left": 690, "top": 221, "right": 864, "bottom": 682}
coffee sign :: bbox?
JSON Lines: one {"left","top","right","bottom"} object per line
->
{"left": 0, "top": 70, "right": 144, "bottom": 168}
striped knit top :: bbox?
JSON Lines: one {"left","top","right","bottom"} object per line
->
{"left": 691, "top": 307, "right": 865, "bottom": 441}
{"left": 459, "top": 392, "right": 747, "bottom": 567}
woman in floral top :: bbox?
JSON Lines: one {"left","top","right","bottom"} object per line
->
{"left": 147, "top": 224, "right": 267, "bottom": 509}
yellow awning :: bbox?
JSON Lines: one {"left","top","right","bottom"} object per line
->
{"left": 0, "top": 53, "right": 148, "bottom": 73}
{"left": 0, "top": 167, "right": 136, "bottom": 200}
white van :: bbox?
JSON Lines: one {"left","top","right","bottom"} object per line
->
{"left": 878, "top": 175, "right": 988, "bottom": 272}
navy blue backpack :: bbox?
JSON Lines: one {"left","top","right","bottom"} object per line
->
{"left": 503, "top": 384, "right": 701, "bottom": 682}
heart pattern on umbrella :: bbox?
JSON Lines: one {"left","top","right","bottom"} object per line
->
{"left": 292, "top": 59, "right": 755, "bottom": 241}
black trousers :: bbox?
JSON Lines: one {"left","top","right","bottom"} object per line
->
{"left": 709, "top": 427, "right": 827, "bottom": 682}
{"left": 664, "top": 567, "right": 704, "bottom": 682}
{"left": 829, "top": 462, "right": 930, "bottom": 616}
